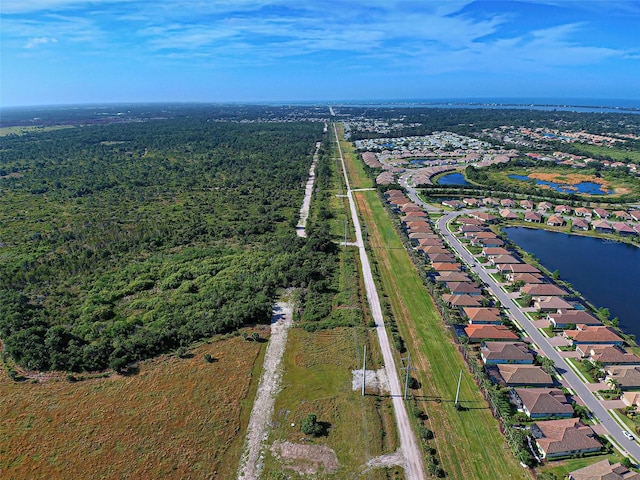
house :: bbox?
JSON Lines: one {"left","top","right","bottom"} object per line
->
{"left": 623, "top": 391, "right": 640, "bottom": 408}
{"left": 524, "top": 211, "right": 543, "bottom": 223}
{"left": 593, "top": 208, "right": 610, "bottom": 219}
{"left": 499, "top": 208, "right": 518, "bottom": 220}
{"left": 470, "top": 211, "right": 498, "bottom": 223}
{"left": 400, "top": 203, "right": 423, "bottom": 213}
{"left": 520, "top": 199, "right": 535, "bottom": 210}
{"left": 578, "top": 345, "right": 640, "bottom": 366}
{"left": 477, "top": 237, "right": 505, "bottom": 247}
{"left": 613, "top": 210, "right": 632, "bottom": 221}
{"left": 409, "top": 232, "right": 438, "bottom": 240}
{"left": 467, "top": 231, "right": 498, "bottom": 240}
{"left": 537, "top": 201, "right": 553, "bottom": 212}
{"left": 613, "top": 222, "right": 637, "bottom": 236}
{"left": 547, "top": 310, "right": 602, "bottom": 329}
{"left": 534, "top": 296, "right": 574, "bottom": 312}
{"left": 564, "top": 326, "right": 624, "bottom": 346}
{"left": 512, "top": 388, "right": 573, "bottom": 419}
{"left": 574, "top": 207, "right": 592, "bottom": 218}
{"left": 417, "top": 238, "right": 444, "bottom": 246}
{"left": 531, "top": 418, "right": 601, "bottom": 459}
{"left": 447, "top": 282, "right": 482, "bottom": 296}
{"left": 500, "top": 199, "right": 516, "bottom": 208}
{"left": 441, "top": 294, "right": 482, "bottom": 308}
{"left": 442, "top": 199, "right": 464, "bottom": 210}
{"left": 480, "top": 342, "right": 534, "bottom": 364}
{"left": 547, "top": 215, "right": 566, "bottom": 227}
{"left": 555, "top": 205, "right": 572, "bottom": 214}
{"left": 490, "top": 255, "right": 521, "bottom": 265}
{"left": 485, "top": 364, "right": 553, "bottom": 387}
{"left": 509, "top": 272, "right": 544, "bottom": 284}
{"left": 482, "top": 197, "right": 499, "bottom": 206}
{"left": 408, "top": 225, "right": 433, "bottom": 234}
{"left": 521, "top": 283, "right": 568, "bottom": 297}
{"left": 434, "top": 271, "right": 470, "bottom": 282}
{"left": 482, "top": 247, "right": 511, "bottom": 257}
{"left": 629, "top": 210, "right": 640, "bottom": 222}
{"left": 463, "top": 307, "right": 502, "bottom": 324}
{"left": 465, "top": 324, "right": 519, "bottom": 343}
{"left": 401, "top": 211, "right": 428, "bottom": 220}
{"left": 505, "top": 263, "right": 541, "bottom": 274}
{"left": 459, "top": 224, "right": 484, "bottom": 234}
{"left": 458, "top": 217, "right": 485, "bottom": 226}
{"left": 432, "top": 262, "right": 462, "bottom": 271}
{"left": 592, "top": 219, "right": 613, "bottom": 233}
{"left": 427, "top": 253, "right": 458, "bottom": 264}
{"left": 568, "top": 459, "right": 640, "bottom": 480}
{"left": 571, "top": 218, "right": 590, "bottom": 231}
{"left": 463, "top": 198, "right": 480, "bottom": 207}
{"left": 417, "top": 246, "right": 449, "bottom": 256}
{"left": 605, "top": 366, "right": 640, "bottom": 390}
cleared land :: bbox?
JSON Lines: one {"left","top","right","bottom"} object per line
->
{"left": 354, "top": 188, "right": 530, "bottom": 480}
{"left": 0, "top": 334, "right": 265, "bottom": 479}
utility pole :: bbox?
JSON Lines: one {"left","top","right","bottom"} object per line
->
{"left": 401, "top": 354, "right": 416, "bottom": 400}
{"left": 454, "top": 370, "right": 463, "bottom": 407}
{"left": 362, "top": 345, "right": 366, "bottom": 396}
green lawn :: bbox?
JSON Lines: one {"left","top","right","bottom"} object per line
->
{"left": 570, "top": 143, "right": 640, "bottom": 163}
{"left": 355, "top": 189, "right": 530, "bottom": 480}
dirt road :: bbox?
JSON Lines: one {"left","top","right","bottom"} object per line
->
{"left": 296, "top": 141, "right": 321, "bottom": 237}
{"left": 333, "top": 123, "right": 426, "bottom": 480}
{"left": 237, "top": 298, "right": 293, "bottom": 479}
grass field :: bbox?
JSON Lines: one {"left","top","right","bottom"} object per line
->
{"left": 570, "top": 143, "right": 640, "bottom": 164}
{"left": 0, "top": 334, "right": 265, "bottom": 480}
{"left": 335, "top": 124, "right": 373, "bottom": 190}
{"left": 354, "top": 189, "right": 531, "bottom": 480}
{"left": 0, "top": 125, "right": 76, "bottom": 136}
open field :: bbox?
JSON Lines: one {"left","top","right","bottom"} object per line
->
{"left": 336, "top": 124, "right": 373, "bottom": 190}
{"left": 569, "top": 143, "right": 640, "bottom": 164}
{"left": 355, "top": 189, "right": 531, "bottom": 480}
{"left": 0, "top": 334, "right": 265, "bottom": 480}
{"left": 0, "top": 125, "right": 76, "bottom": 136}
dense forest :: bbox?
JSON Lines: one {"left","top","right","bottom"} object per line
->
{"left": 0, "top": 118, "right": 329, "bottom": 373}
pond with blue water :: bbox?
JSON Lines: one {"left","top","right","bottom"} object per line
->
{"left": 508, "top": 174, "right": 612, "bottom": 195}
{"left": 436, "top": 172, "right": 470, "bottom": 186}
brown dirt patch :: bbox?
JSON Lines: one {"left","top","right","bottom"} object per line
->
{"left": 529, "top": 171, "right": 610, "bottom": 188}
{"left": 270, "top": 441, "right": 339, "bottom": 474}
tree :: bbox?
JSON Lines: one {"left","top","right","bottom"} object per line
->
{"left": 301, "top": 413, "right": 323, "bottom": 436}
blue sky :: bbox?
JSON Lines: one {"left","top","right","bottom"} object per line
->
{"left": 2, "top": 0, "right": 640, "bottom": 106}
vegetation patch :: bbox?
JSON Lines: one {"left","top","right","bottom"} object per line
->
{"left": 0, "top": 335, "right": 263, "bottom": 479}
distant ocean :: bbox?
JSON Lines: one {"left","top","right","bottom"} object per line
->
{"left": 325, "top": 97, "right": 640, "bottom": 114}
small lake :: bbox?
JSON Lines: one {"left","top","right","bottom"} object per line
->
{"left": 504, "top": 227, "right": 640, "bottom": 338}
{"left": 437, "top": 172, "right": 470, "bottom": 186}
{"left": 508, "top": 174, "right": 612, "bottom": 195}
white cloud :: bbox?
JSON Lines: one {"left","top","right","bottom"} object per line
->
{"left": 25, "top": 37, "right": 58, "bottom": 49}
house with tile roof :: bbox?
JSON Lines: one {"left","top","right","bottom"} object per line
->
{"left": 547, "top": 310, "right": 602, "bottom": 329}
{"left": 537, "top": 201, "right": 553, "bottom": 212}
{"left": 593, "top": 208, "right": 610, "bottom": 219}
{"left": 547, "top": 215, "right": 566, "bottom": 227}
{"left": 470, "top": 211, "right": 498, "bottom": 223}
{"left": 480, "top": 342, "right": 535, "bottom": 365}
{"left": 592, "top": 219, "right": 613, "bottom": 233}
{"left": 531, "top": 418, "right": 601, "bottom": 459}
{"left": 485, "top": 364, "right": 554, "bottom": 387}
{"left": 613, "top": 222, "right": 637, "bottom": 236}
{"left": 571, "top": 218, "right": 590, "bottom": 231}
{"left": 568, "top": 459, "right": 640, "bottom": 480}
{"left": 465, "top": 324, "right": 519, "bottom": 343}
{"left": 555, "top": 205, "right": 572, "bottom": 214}
{"left": 521, "top": 283, "right": 568, "bottom": 297}
{"left": 463, "top": 307, "right": 502, "bottom": 324}
{"left": 441, "top": 294, "right": 482, "bottom": 308}
{"left": 500, "top": 208, "right": 519, "bottom": 220}
{"left": 578, "top": 345, "right": 640, "bottom": 366}
{"left": 564, "top": 326, "right": 624, "bottom": 346}
{"left": 447, "top": 282, "right": 482, "bottom": 296}
{"left": 534, "top": 296, "right": 574, "bottom": 312}
{"left": 525, "top": 211, "right": 543, "bottom": 223}
{"left": 605, "top": 366, "right": 640, "bottom": 390}
{"left": 512, "top": 388, "right": 573, "bottom": 419}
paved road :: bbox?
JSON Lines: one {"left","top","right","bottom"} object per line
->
{"left": 333, "top": 123, "right": 426, "bottom": 479}
{"left": 399, "top": 171, "right": 439, "bottom": 213}
{"left": 436, "top": 211, "right": 640, "bottom": 461}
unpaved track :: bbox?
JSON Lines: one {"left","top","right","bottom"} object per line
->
{"left": 296, "top": 141, "right": 321, "bottom": 237}
{"left": 237, "top": 300, "right": 293, "bottom": 479}
{"left": 333, "top": 123, "right": 426, "bottom": 480}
